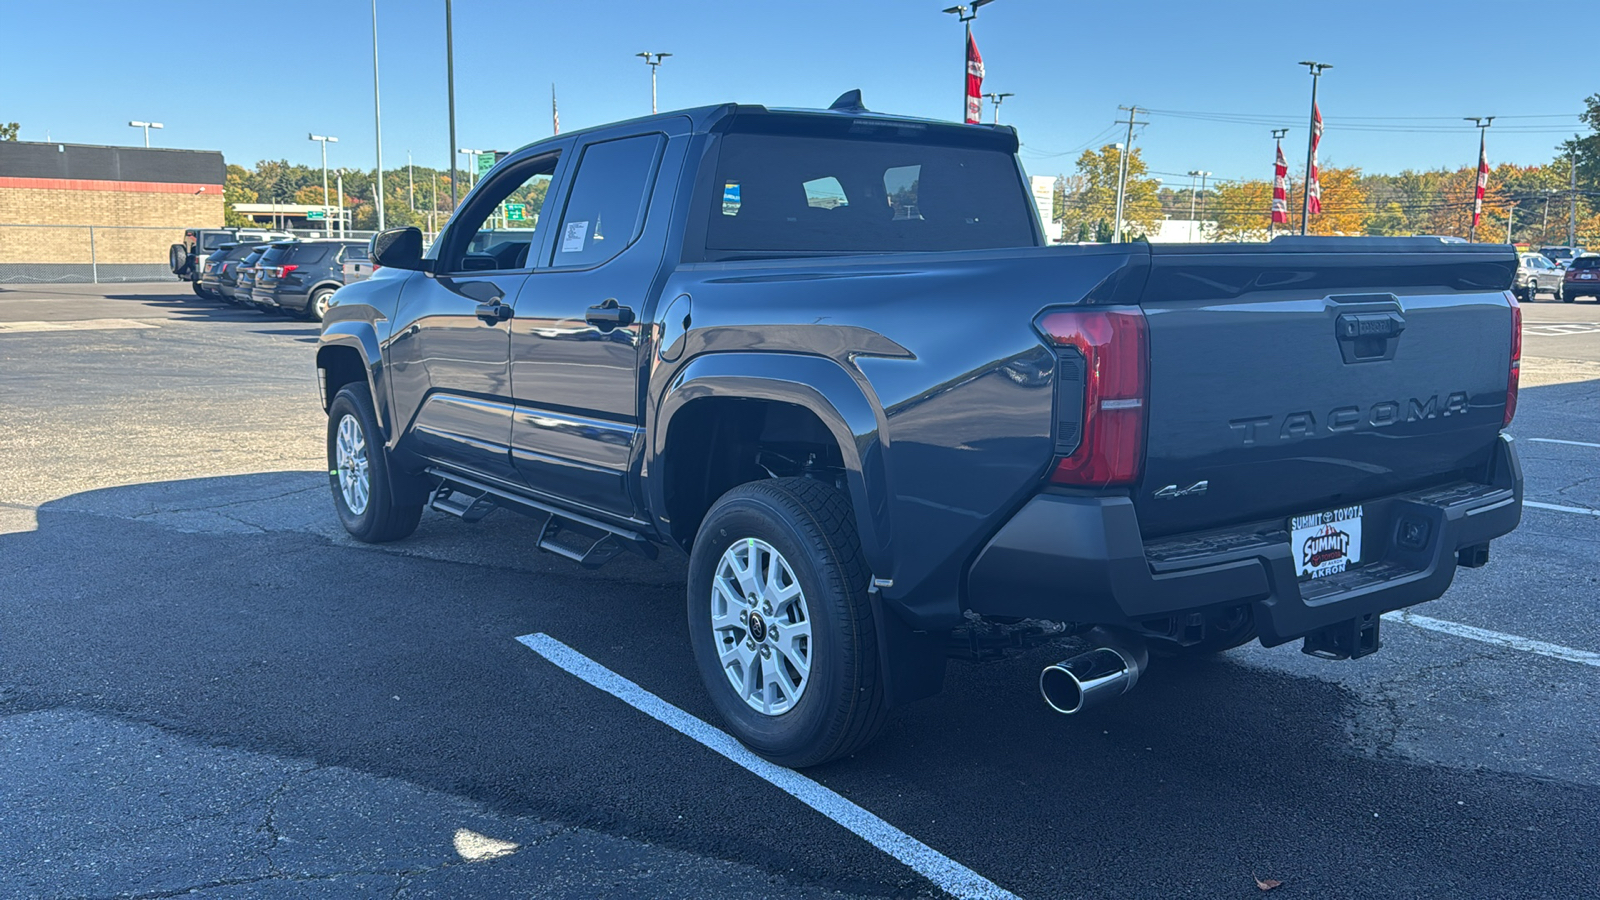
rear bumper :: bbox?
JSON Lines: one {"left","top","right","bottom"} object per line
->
{"left": 268, "top": 287, "right": 313, "bottom": 312}
{"left": 965, "top": 434, "right": 1523, "bottom": 646}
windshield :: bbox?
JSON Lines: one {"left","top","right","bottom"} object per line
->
{"left": 1569, "top": 257, "right": 1600, "bottom": 270}
{"left": 706, "top": 132, "right": 1036, "bottom": 256}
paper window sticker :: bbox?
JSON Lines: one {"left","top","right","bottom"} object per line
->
{"left": 561, "top": 221, "right": 589, "bottom": 253}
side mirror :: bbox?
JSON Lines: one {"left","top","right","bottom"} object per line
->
{"left": 370, "top": 227, "right": 427, "bottom": 272}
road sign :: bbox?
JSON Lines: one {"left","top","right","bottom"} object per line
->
{"left": 477, "top": 151, "right": 504, "bottom": 178}
{"left": 506, "top": 203, "right": 526, "bottom": 221}
{"left": 305, "top": 209, "right": 327, "bottom": 221}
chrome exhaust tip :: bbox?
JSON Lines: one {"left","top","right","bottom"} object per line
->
{"left": 1040, "top": 629, "right": 1148, "bottom": 715}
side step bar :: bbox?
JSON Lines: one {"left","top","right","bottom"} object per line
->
{"left": 425, "top": 467, "right": 657, "bottom": 568}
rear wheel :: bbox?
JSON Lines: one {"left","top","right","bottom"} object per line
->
{"left": 169, "top": 244, "right": 190, "bottom": 276}
{"left": 326, "top": 385, "right": 424, "bottom": 543}
{"left": 687, "top": 478, "right": 888, "bottom": 768}
{"left": 307, "top": 287, "right": 336, "bottom": 322}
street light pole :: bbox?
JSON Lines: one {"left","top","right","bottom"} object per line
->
{"left": 309, "top": 134, "right": 338, "bottom": 225}
{"left": 408, "top": 151, "right": 415, "bottom": 212}
{"left": 1464, "top": 117, "right": 1494, "bottom": 243}
{"left": 128, "top": 120, "right": 163, "bottom": 148}
{"left": 1570, "top": 140, "right": 1579, "bottom": 247}
{"left": 371, "top": 0, "right": 386, "bottom": 231}
{"left": 1297, "top": 61, "right": 1330, "bottom": 235}
{"left": 445, "top": 0, "right": 458, "bottom": 211}
{"left": 636, "top": 52, "right": 672, "bottom": 114}
{"left": 984, "top": 91, "right": 1014, "bottom": 124}
{"left": 458, "top": 148, "right": 484, "bottom": 192}
{"left": 943, "top": 1, "right": 996, "bottom": 121}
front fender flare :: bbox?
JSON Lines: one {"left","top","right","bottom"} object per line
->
{"left": 651, "top": 352, "right": 892, "bottom": 575}
{"left": 317, "top": 321, "right": 388, "bottom": 437}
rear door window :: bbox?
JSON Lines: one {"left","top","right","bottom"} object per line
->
{"left": 551, "top": 134, "right": 664, "bottom": 268}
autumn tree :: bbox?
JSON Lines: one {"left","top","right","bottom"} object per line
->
{"left": 0, "top": 122, "right": 18, "bottom": 141}
{"left": 1205, "top": 179, "right": 1274, "bottom": 241}
{"left": 1059, "top": 144, "right": 1162, "bottom": 242}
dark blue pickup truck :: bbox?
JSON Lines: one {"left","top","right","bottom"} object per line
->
{"left": 315, "top": 93, "right": 1523, "bottom": 767}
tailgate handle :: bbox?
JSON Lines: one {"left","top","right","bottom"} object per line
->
{"left": 1335, "top": 312, "right": 1405, "bottom": 363}
{"left": 1336, "top": 312, "right": 1405, "bottom": 340}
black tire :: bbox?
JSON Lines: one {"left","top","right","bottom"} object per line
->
{"left": 687, "top": 478, "right": 888, "bottom": 768}
{"left": 306, "top": 287, "right": 336, "bottom": 322}
{"left": 169, "top": 244, "right": 191, "bottom": 276}
{"left": 326, "top": 385, "right": 424, "bottom": 543}
{"left": 191, "top": 282, "right": 209, "bottom": 298}
{"left": 1148, "top": 606, "right": 1258, "bottom": 658}
{"left": 1556, "top": 283, "right": 1568, "bottom": 302}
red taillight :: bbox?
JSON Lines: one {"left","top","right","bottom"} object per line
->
{"left": 1505, "top": 294, "right": 1521, "bottom": 427}
{"left": 1035, "top": 307, "right": 1149, "bottom": 487}
{"left": 280, "top": 264, "right": 299, "bottom": 276}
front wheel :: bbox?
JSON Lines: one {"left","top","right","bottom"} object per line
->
{"left": 326, "top": 385, "right": 424, "bottom": 543}
{"left": 306, "top": 287, "right": 336, "bottom": 322}
{"left": 687, "top": 478, "right": 888, "bottom": 768}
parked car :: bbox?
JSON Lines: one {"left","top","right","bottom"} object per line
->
{"left": 1514, "top": 252, "right": 1565, "bottom": 301}
{"left": 211, "top": 243, "right": 265, "bottom": 303}
{"left": 340, "top": 245, "right": 376, "bottom": 285}
{"left": 169, "top": 228, "right": 291, "bottom": 295}
{"left": 1538, "top": 246, "right": 1585, "bottom": 266}
{"left": 232, "top": 245, "right": 278, "bottom": 308}
{"left": 194, "top": 246, "right": 232, "bottom": 301}
{"left": 317, "top": 94, "right": 1523, "bottom": 767}
{"left": 1562, "top": 255, "right": 1600, "bottom": 301}
{"left": 249, "top": 239, "right": 366, "bottom": 320}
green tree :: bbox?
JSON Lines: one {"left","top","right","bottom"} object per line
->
{"left": 223, "top": 164, "right": 258, "bottom": 227}
{"left": 1059, "top": 145, "right": 1162, "bottom": 242}
{"left": 0, "top": 122, "right": 18, "bottom": 141}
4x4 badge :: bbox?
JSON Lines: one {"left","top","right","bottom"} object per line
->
{"left": 1153, "top": 480, "right": 1209, "bottom": 499}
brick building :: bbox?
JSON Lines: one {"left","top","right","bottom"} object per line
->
{"left": 0, "top": 141, "right": 225, "bottom": 282}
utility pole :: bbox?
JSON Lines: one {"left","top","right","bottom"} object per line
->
{"left": 407, "top": 151, "right": 415, "bottom": 212}
{"left": 370, "top": 0, "right": 385, "bottom": 230}
{"left": 1507, "top": 202, "right": 1515, "bottom": 245}
{"left": 984, "top": 91, "right": 1013, "bottom": 124}
{"left": 943, "top": 1, "right": 996, "bottom": 120}
{"left": 1112, "top": 105, "right": 1146, "bottom": 243}
{"left": 336, "top": 171, "right": 345, "bottom": 239}
{"left": 445, "top": 0, "right": 458, "bottom": 211}
{"left": 1465, "top": 117, "right": 1494, "bottom": 242}
{"left": 636, "top": 52, "right": 671, "bottom": 114}
{"left": 1570, "top": 140, "right": 1579, "bottom": 247}
{"left": 1298, "top": 61, "right": 1331, "bottom": 235}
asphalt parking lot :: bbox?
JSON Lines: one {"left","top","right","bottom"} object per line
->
{"left": 1, "top": 282, "right": 1597, "bottom": 899}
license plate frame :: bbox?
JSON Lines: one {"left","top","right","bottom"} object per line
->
{"left": 1290, "top": 505, "right": 1363, "bottom": 580}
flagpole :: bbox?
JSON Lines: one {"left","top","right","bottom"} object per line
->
{"left": 1298, "top": 61, "right": 1330, "bottom": 235}
{"left": 1465, "top": 117, "right": 1494, "bottom": 243}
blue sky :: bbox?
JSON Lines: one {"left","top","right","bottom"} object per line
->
{"left": 2, "top": 0, "right": 1590, "bottom": 187}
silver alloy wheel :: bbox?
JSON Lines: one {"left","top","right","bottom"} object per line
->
{"left": 313, "top": 290, "right": 333, "bottom": 320}
{"left": 335, "top": 413, "right": 371, "bottom": 515}
{"left": 712, "top": 537, "right": 813, "bottom": 715}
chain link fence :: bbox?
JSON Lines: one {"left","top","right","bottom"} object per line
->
{"left": 0, "top": 224, "right": 389, "bottom": 284}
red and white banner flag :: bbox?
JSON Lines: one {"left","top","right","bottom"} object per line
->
{"left": 964, "top": 34, "right": 984, "bottom": 125}
{"left": 1472, "top": 130, "right": 1489, "bottom": 229}
{"left": 552, "top": 84, "right": 560, "bottom": 135}
{"left": 1271, "top": 139, "right": 1290, "bottom": 225}
{"left": 1307, "top": 103, "right": 1323, "bottom": 216}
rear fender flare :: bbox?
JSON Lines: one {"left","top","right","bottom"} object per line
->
{"left": 651, "top": 352, "right": 891, "bottom": 574}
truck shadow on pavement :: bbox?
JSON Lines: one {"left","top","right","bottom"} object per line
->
{"left": 2, "top": 473, "right": 1595, "bottom": 898}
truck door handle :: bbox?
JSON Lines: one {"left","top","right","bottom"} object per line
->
{"left": 585, "top": 299, "right": 635, "bottom": 332}
{"left": 475, "top": 301, "right": 513, "bottom": 324}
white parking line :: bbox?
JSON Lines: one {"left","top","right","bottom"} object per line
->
{"left": 1528, "top": 438, "right": 1600, "bottom": 449}
{"left": 516, "top": 633, "right": 1021, "bottom": 900}
{"left": 1525, "top": 500, "right": 1600, "bottom": 518}
{"left": 1384, "top": 611, "right": 1600, "bottom": 668}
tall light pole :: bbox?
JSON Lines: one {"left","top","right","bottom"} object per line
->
{"left": 942, "top": 1, "right": 997, "bottom": 121}
{"left": 309, "top": 134, "right": 338, "bottom": 222}
{"left": 127, "top": 121, "right": 163, "bottom": 148}
{"left": 408, "top": 150, "right": 415, "bottom": 212}
{"left": 1297, "top": 61, "right": 1331, "bottom": 235}
{"left": 1465, "top": 116, "right": 1494, "bottom": 243}
{"left": 984, "top": 91, "right": 1014, "bottom": 124}
{"left": 1569, "top": 139, "right": 1579, "bottom": 247}
{"left": 636, "top": 52, "right": 671, "bottom": 114}
{"left": 458, "top": 148, "right": 484, "bottom": 191}
{"left": 445, "top": 0, "right": 458, "bottom": 212}
{"left": 371, "top": 0, "right": 386, "bottom": 230}
{"left": 1112, "top": 105, "right": 1146, "bottom": 243}
{"left": 1197, "top": 170, "right": 1211, "bottom": 228}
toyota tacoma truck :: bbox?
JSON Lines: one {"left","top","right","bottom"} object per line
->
{"left": 315, "top": 93, "right": 1524, "bottom": 767}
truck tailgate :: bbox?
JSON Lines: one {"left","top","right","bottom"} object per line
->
{"left": 1134, "top": 240, "right": 1517, "bottom": 538}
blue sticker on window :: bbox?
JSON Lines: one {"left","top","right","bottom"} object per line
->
{"left": 722, "top": 182, "right": 741, "bottom": 216}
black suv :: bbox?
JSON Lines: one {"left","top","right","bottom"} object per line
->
{"left": 249, "top": 240, "right": 367, "bottom": 320}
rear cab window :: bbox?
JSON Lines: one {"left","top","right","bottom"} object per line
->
{"left": 551, "top": 134, "right": 664, "bottom": 268}
{"left": 703, "top": 118, "right": 1037, "bottom": 258}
